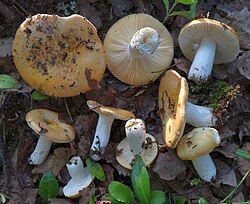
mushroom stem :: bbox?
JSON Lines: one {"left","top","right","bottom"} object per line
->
{"left": 188, "top": 37, "right": 216, "bottom": 83}
{"left": 28, "top": 135, "right": 52, "bottom": 165}
{"left": 90, "top": 115, "right": 114, "bottom": 161}
{"left": 186, "top": 102, "right": 217, "bottom": 127}
{"left": 66, "top": 156, "right": 89, "bottom": 183}
{"left": 192, "top": 154, "right": 216, "bottom": 181}
{"left": 128, "top": 27, "right": 159, "bottom": 58}
{"left": 125, "top": 119, "right": 147, "bottom": 156}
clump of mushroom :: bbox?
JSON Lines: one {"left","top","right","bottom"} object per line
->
{"left": 26, "top": 109, "right": 76, "bottom": 165}
{"left": 13, "top": 14, "right": 106, "bottom": 97}
{"left": 87, "top": 100, "right": 135, "bottom": 161}
{"left": 177, "top": 127, "right": 221, "bottom": 181}
{"left": 116, "top": 118, "right": 158, "bottom": 169}
{"left": 63, "top": 156, "right": 94, "bottom": 198}
{"left": 104, "top": 13, "right": 174, "bottom": 85}
{"left": 178, "top": 18, "right": 240, "bottom": 84}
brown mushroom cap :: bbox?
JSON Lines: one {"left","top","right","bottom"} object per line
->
{"left": 87, "top": 100, "right": 135, "bottom": 120}
{"left": 178, "top": 18, "right": 240, "bottom": 64}
{"left": 177, "top": 127, "right": 221, "bottom": 160}
{"left": 13, "top": 14, "right": 106, "bottom": 97}
{"left": 116, "top": 133, "right": 158, "bottom": 169}
{"left": 104, "top": 13, "right": 174, "bottom": 85}
{"left": 26, "top": 109, "right": 76, "bottom": 143}
{"left": 158, "top": 70, "right": 189, "bottom": 148}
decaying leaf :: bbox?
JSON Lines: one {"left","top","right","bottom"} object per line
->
{"left": 32, "top": 147, "right": 72, "bottom": 175}
{"left": 0, "top": 37, "right": 13, "bottom": 58}
{"left": 8, "top": 188, "right": 38, "bottom": 204}
{"left": 49, "top": 198, "right": 75, "bottom": 204}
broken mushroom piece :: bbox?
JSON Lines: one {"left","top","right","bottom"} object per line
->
{"left": 87, "top": 100, "right": 135, "bottom": 161}
{"left": 186, "top": 102, "right": 217, "bottom": 127}
{"left": 26, "top": 109, "right": 76, "bottom": 165}
{"left": 104, "top": 13, "right": 174, "bottom": 85}
{"left": 116, "top": 118, "right": 158, "bottom": 169}
{"left": 13, "top": 14, "right": 106, "bottom": 97}
{"left": 178, "top": 18, "right": 240, "bottom": 84}
{"left": 63, "top": 156, "right": 94, "bottom": 198}
{"left": 177, "top": 127, "right": 221, "bottom": 181}
{"left": 158, "top": 69, "right": 189, "bottom": 149}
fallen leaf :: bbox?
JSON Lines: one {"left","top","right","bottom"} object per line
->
{"left": 49, "top": 198, "right": 75, "bottom": 204}
{"left": 0, "top": 37, "right": 13, "bottom": 58}
{"left": 111, "top": 0, "right": 134, "bottom": 17}
{"left": 236, "top": 141, "right": 250, "bottom": 177}
{"left": 8, "top": 188, "right": 38, "bottom": 204}
{"left": 186, "top": 184, "right": 214, "bottom": 202}
{"left": 174, "top": 57, "right": 191, "bottom": 75}
{"left": 32, "top": 147, "right": 72, "bottom": 176}
{"left": 231, "top": 192, "right": 246, "bottom": 202}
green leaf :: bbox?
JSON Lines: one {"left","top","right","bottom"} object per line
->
{"left": 162, "top": 0, "right": 170, "bottom": 15}
{"left": 86, "top": 158, "right": 106, "bottom": 182}
{"left": 108, "top": 181, "right": 134, "bottom": 204}
{"left": 0, "top": 74, "right": 16, "bottom": 89}
{"left": 131, "top": 155, "right": 150, "bottom": 204}
{"left": 170, "top": 0, "right": 197, "bottom": 19}
{"left": 150, "top": 190, "right": 167, "bottom": 204}
{"left": 174, "top": 0, "right": 195, "bottom": 4}
{"left": 31, "top": 91, "right": 50, "bottom": 100}
{"left": 0, "top": 193, "right": 7, "bottom": 204}
{"left": 175, "top": 195, "right": 186, "bottom": 204}
{"left": 39, "top": 171, "right": 59, "bottom": 202}
{"left": 235, "top": 149, "right": 250, "bottom": 160}
{"left": 199, "top": 198, "right": 209, "bottom": 204}
{"left": 89, "top": 191, "right": 95, "bottom": 204}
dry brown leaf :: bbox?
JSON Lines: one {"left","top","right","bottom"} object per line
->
{"left": 153, "top": 150, "right": 186, "bottom": 180}
{"left": 174, "top": 57, "right": 191, "bottom": 75}
{"left": 8, "top": 188, "right": 38, "bottom": 204}
{"left": 0, "top": 37, "right": 13, "bottom": 58}
{"left": 49, "top": 198, "right": 75, "bottom": 204}
{"left": 186, "top": 184, "right": 214, "bottom": 203}
{"left": 236, "top": 141, "right": 250, "bottom": 177}
{"left": 112, "top": 0, "right": 134, "bottom": 17}
{"left": 32, "top": 147, "right": 72, "bottom": 175}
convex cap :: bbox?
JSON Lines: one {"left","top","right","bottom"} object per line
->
{"left": 104, "top": 13, "right": 174, "bottom": 85}
{"left": 13, "top": 14, "right": 106, "bottom": 97}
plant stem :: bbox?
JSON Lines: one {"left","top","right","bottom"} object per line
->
{"left": 220, "top": 167, "right": 250, "bottom": 203}
{"left": 163, "top": 2, "right": 178, "bottom": 24}
{"left": 64, "top": 98, "right": 73, "bottom": 123}
{"left": 235, "top": 149, "right": 250, "bottom": 160}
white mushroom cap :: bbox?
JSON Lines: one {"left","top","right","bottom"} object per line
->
{"left": 63, "top": 156, "right": 94, "bottom": 198}
{"left": 104, "top": 13, "right": 174, "bottom": 85}
{"left": 116, "top": 118, "right": 158, "bottom": 169}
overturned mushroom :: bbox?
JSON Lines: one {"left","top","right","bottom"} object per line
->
{"left": 63, "top": 156, "right": 94, "bottom": 198}
{"left": 26, "top": 109, "right": 76, "bottom": 165}
{"left": 116, "top": 118, "right": 158, "bottom": 169}
{"left": 87, "top": 100, "right": 135, "bottom": 161}
{"left": 178, "top": 18, "right": 240, "bottom": 84}
{"left": 177, "top": 127, "right": 221, "bottom": 181}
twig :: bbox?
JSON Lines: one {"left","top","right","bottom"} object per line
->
{"left": 64, "top": 98, "right": 73, "bottom": 123}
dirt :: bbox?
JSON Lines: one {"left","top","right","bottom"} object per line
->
{"left": 0, "top": 0, "right": 249, "bottom": 203}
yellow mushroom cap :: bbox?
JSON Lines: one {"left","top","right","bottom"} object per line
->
{"left": 13, "top": 14, "right": 106, "bottom": 97}
{"left": 158, "top": 70, "right": 189, "bottom": 148}
{"left": 26, "top": 109, "right": 76, "bottom": 143}
{"left": 87, "top": 100, "right": 135, "bottom": 120}
{"left": 104, "top": 13, "right": 174, "bottom": 85}
{"left": 178, "top": 18, "right": 240, "bottom": 64}
{"left": 177, "top": 127, "right": 221, "bottom": 160}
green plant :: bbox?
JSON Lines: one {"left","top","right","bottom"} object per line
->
{"left": 190, "top": 178, "right": 202, "bottom": 186}
{"left": 162, "top": 0, "right": 198, "bottom": 23}
{"left": 103, "top": 155, "right": 166, "bottom": 204}
{"left": 31, "top": 91, "right": 49, "bottom": 100}
{"left": 0, "top": 74, "right": 16, "bottom": 89}
{"left": 56, "top": 1, "right": 78, "bottom": 16}
{"left": 86, "top": 158, "right": 106, "bottom": 182}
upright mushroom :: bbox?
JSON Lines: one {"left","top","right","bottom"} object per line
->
{"left": 158, "top": 69, "right": 189, "bottom": 148}
{"left": 178, "top": 18, "right": 240, "bottom": 84}
{"left": 26, "top": 109, "right": 76, "bottom": 165}
{"left": 116, "top": 118, "right": 158, "bottom": 169}
{"left": 13, "top": 14, "right": 106, "bottom": 97}
{"left": 104, "top": 13, "right": 174, "bottom": 85}
{"left": 87, "top": 100, "right": 135, "bottom": 161}
{"left": 177, "top": 127, "right": 221, "bottom": 181}
{"left": 63, "top": 156, "right": 94, "bottom": 198}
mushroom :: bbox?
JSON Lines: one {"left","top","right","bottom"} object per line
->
{"left": 186, "top": 102, "right": 217, "bottom": 127}
{"left": 63, "top": 156, "right": 94, "bottom": 198}
{"left": 116, "top": 118, "right": 158, "bottom": 169}
{"left": 104, "top": 13, "right": 174, "bottom": 85}
{"left": 87, "top": 100, "right": 135, "bottom": 161}
{"left": 13, "top": 14, "right": 106, "bottom": 97}
{"left": 177, "top": 127, "right": 221, "bottom": 181}
{"left": 158, "top": 69, "right": 189, "bottom": 149}
{"left": 26, "top": 109, "right": 76, "bottom": 165}
{"left": 178, "top": 18, "right": 240, "bottom": 84}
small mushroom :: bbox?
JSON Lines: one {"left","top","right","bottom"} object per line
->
{"left": 178, "top": 18, "right": 240, "bottom": 84}
{"left": 177, "top": 127, "right": 221, "bottom": 181}
{"left": 13, "top": 14, "right": 106, "bottom": 97}
{"left": 158, "top": 69, "right": 189, "bottom": 148}
{"left": 116, "top": 118, "right": 158, "bottom": 169}
{"left": 104, "top": 13, "right": 174, "bottom": 85}
{"left": 87, "top": 100, "right": 135, "bottom": 161}
{"left": 26, "top": 109, "right": 76, "bottom": 165}
{"left": 186, "top": 102, "right": 217, "bottom": 127}
{"left": 63, "top": 156, "right": 94, "bottom": 198}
